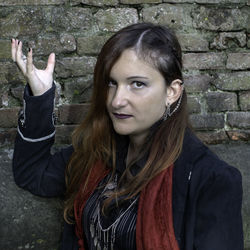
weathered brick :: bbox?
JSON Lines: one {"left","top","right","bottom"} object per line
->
{"left": 63, "top": 76, "right": 93, "bottom": 103}
{"left": 183, "top": 53, "right": 226, "bottom": 70}
{"left": 189, "top": 113, "right": 224, "bottom": 130}
{"left": 227, "top": 112, "right": 250, "bottom": 129}
{"left": 142, "top": 4, "right": 193, "bottom": 31}
{"left": 177, "top": 33, "right": 209, "bottom": 52}
{"left": 210, "top": 32, "right": 246, "bottom": 50}
{"left": 28, "top": 34, "right": 76, "bottom": 56}
{"left": 0, "top": 0, "right": 66, "bottom": 5}
{"left": 80, "top": 0, "right": 118, "bottom": 6}
{"left": 55, "top": 56, "right": 96, "bottom": 78}
{"left": 187, "top": 95, "right": 201, "bottom": 113}
{"left": 0, "top": 7, "right": 47, "bottom": 37}
{"left": 195, "top": 130, "right": 228, "bottom": 144}
{"left": 226, "top": 53, "right": 250, "bottom": 70}
{"left": 10, "top": 85, "right": 25, "bottom": 102}
{"left": 227, "top": 130, "right": 250, "bottom": 141}
{"left": 120, "top": 0, "right": 161, "bottom": 3}
{"left": 205, "top": 92, "right": 238, "bottom": 112}
{"left": 58, "top": 104, "right": 90, "bottom": 124}
{"left": 0, "top": 40, "right": 11, "bottom": 59}
{"left": 95, "top": 8, "right": 138, "bottom": 32}
{"left": 55, "top": 125, "right": 76, "bottom": 145}
{"left": 0, "top": 107, "right": 20, "bottom": 127}
{"left": 192, "top": 6, "right": 249, "bottom": 31}
{"left": 77, "top": 35, "right": 110, "bottom": 55}
{"left": 214, "top": 72, "right": 250, "bottom": 91}
{"left": 0, "top": 128, "right": 17, "bottom": 146}
{"left": 184, "top": 74, "right": 211, "bottom": 93}
{"left": 239, "top": 91, "right": 250, "bottom": 111}
{"left": 51, "top": 7, "right": 97, "bottom": 35}
{"left": 0, "top": 62, "right": 25, "bottom": 86}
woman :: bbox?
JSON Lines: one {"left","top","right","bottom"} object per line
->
{"left": 12, "top": 23, "right": 243, "bottom": 250}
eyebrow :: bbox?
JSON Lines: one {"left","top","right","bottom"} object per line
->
{"left": 126, "top": 76, "right": 149, "bottom": 80}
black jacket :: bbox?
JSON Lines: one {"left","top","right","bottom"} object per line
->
{"left": 13, "top": 83, "right": 243, "bottom": 250}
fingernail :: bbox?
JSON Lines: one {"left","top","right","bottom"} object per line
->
{"left": 10, "top": 39, "right": 12, "bottom": 43}
{"left": 18, "top": 41, "right": 20, "bottom": 45}
{"left": 29, "top": 48, "right": 31, "bottom": 52}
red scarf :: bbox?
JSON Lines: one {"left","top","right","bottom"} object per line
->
{"left": 74, "top": 161, "right": 179, "bottom": 250}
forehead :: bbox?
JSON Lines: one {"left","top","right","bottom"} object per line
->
{"left": 110, "top": 49, "right": 162, "bottom": 80}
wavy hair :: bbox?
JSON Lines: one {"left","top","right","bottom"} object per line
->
{"left": 64, "top": 22, "right": 189, "bottom": 223}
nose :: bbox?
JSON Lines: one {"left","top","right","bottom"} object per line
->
{"left": 111, "top": 85, "right": 128, "bottom": 109}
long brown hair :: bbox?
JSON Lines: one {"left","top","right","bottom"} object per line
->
{"left": 64, "top": 22, "right": 188, "bottom": 223}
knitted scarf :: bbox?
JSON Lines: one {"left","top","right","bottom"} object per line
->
{"left": 74, "top": 161, "right": 179, "bottom": 250}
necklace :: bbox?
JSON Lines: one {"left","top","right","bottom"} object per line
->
{"left": 89, "top": 175, "right": 138, "bottom": 250}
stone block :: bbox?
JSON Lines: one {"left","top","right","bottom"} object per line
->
{"left": 189, "top": 113, "right": 225, "bottom": 130}
{"left": 27, "top": 34, "right": 76, "bottom": 56}
{"left": 227, "top": 112, "right": 250, "bottom": 129}
{"left": 226, "top": 53, "right": 250, "bottom": 70}
{"left": 214, "top": 72, "right": 250, "bottom": 91}
{"left": 0, "top": 0, "right": 66, "bottom": 5}
{"left": 120, "top": 0, "right": 161, "bottom": 3}
{"left": 95, "top": 8, "right": 138, "bottom": 32}
{"left": 205, "top": 92, "right": 238, "bottom": 112}
{"left": 239, "top": 91, "right": 250, "bottom": 110}
{"left": 192, "top": 6, "right": 249, "bottom": 31}
{"left": 183, "top": 53, "right": 226, "bottom": 70}
{"left": 0, "top": 107, "right": 20, "bottom": 128}
{"left": 187, "top": 95, "right": 201, "bottom": 113}
{"left": 177, "top": 33, "right": 209, "bottom": 52}
{"left": 210, "top": 32, "right": 246, "bottom": 50}
{"left": 51, "top": 7, "right": 97, "bottom": 35}
{"left": 0, "top": 62, "right": 25, "bottom": 86}
{"left": 227, "top": 130, "right": 250, "bottom": 142}
{"left": 10, "top": 85, "right": 25, "bottom": 102}
{"left": 77, "top": 35, "right": 111, "bottom": 55}
{"left": 195, "top": 130, "right": 228, "bottom": 144}
{"left": 0, "top": 7, "right": 47, "bottom": 37}
{"left": 0, "top": 40, "right": 11, "bottom": 59}
{"left": 0, "top": 128, "right": 17, "bottom": 146}
{"left": 55, "top": 56, "right": 97, "bottom": 78}
{"left": 63, "top": 75, "right": 93, "bottom": 103}
{"left": 80, "top": 0, "right": 118, "bottom": 6}
{"left": 142, "top": 4, "right": 193, "bottom": 32}
{"left": 58, "top": 104, "right": 90, "bottom": 124}
{"left": 183, "top": 74, "right": 212, "bottom": 93}
{"left": 55, "top": 125, "right": 76, "bottom": 144}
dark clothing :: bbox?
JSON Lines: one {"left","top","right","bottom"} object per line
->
{"left": 13, "top": 83, "right": 244, "bottom": 250}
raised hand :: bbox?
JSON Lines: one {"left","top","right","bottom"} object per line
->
{"left": 11, "top": 39, "right": 55, "bottom": 96}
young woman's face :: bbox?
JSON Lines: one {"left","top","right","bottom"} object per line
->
{"left": 106, "top": 49, "right": 169, "bottom": 143}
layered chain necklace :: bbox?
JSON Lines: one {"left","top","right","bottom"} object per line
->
{"left": 89, "top": 174, "right": 138, "bottom": 250}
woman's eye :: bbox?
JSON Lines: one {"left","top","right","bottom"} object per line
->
{"left": 108, "top": 80, "right": 117, "bottom": 87}
{"left": 132, "top": 81, "right": 145, "bottom": 89}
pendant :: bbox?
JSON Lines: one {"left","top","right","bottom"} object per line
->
{"left": 90, "top": 223, "right": 95, "bottom": 238}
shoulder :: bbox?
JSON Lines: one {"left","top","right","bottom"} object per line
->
{"left": 180, "top": 129, "right": 242, "bottom": 192}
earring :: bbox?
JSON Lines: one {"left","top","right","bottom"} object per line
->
{"left": 162, "top": 87, "right": 184, "bottom": 121}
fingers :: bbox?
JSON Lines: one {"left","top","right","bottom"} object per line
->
{"left": 46, "top": 53, "right": 55, "bottom": 74}
{"left": 11, "top": 39, "right": 17, "bottom": 62}
{"left": 26, "top": 47, "right": 33, "bottom": 76}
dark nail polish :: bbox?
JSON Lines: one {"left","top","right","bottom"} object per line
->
{"left": 18, "top": 41, "right": 20, "bottom": 45}
{"left": 10, "top": 39, "right": 12, "bottom": 43}
{"left": 29, "top": 48, "right": 31, "bottom": 52}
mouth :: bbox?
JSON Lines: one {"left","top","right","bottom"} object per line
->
{"left": 113, "top": 113, "right": 133, "bottom": 119}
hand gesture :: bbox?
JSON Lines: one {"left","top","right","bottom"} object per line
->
{"left": 11, "top": 39, "right": 55, "bottom": 96}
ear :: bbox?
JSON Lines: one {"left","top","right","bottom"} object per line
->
{"left": 165, "top": 79, "right": 183, "bottom": 106}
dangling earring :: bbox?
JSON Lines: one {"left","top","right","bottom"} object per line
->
{"left": 163, "top": 103, "right": 171, "bottom": 121}
{"left": 162, "top": 87, "right": 184, "bottom": 121}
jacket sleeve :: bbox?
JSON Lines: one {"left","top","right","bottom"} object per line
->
{"left": 12, "top": 82, "right": 74, "bottom": 197}
{"left": 193, "top": 160, "right": 244, "bottom": 250}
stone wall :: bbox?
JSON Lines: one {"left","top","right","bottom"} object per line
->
{"left": 0, "top": 0, "right": 249, "bottom": 249}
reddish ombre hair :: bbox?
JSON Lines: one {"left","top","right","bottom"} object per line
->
{"left": 64, "top": 23, "right": 189, "bottom": 223}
